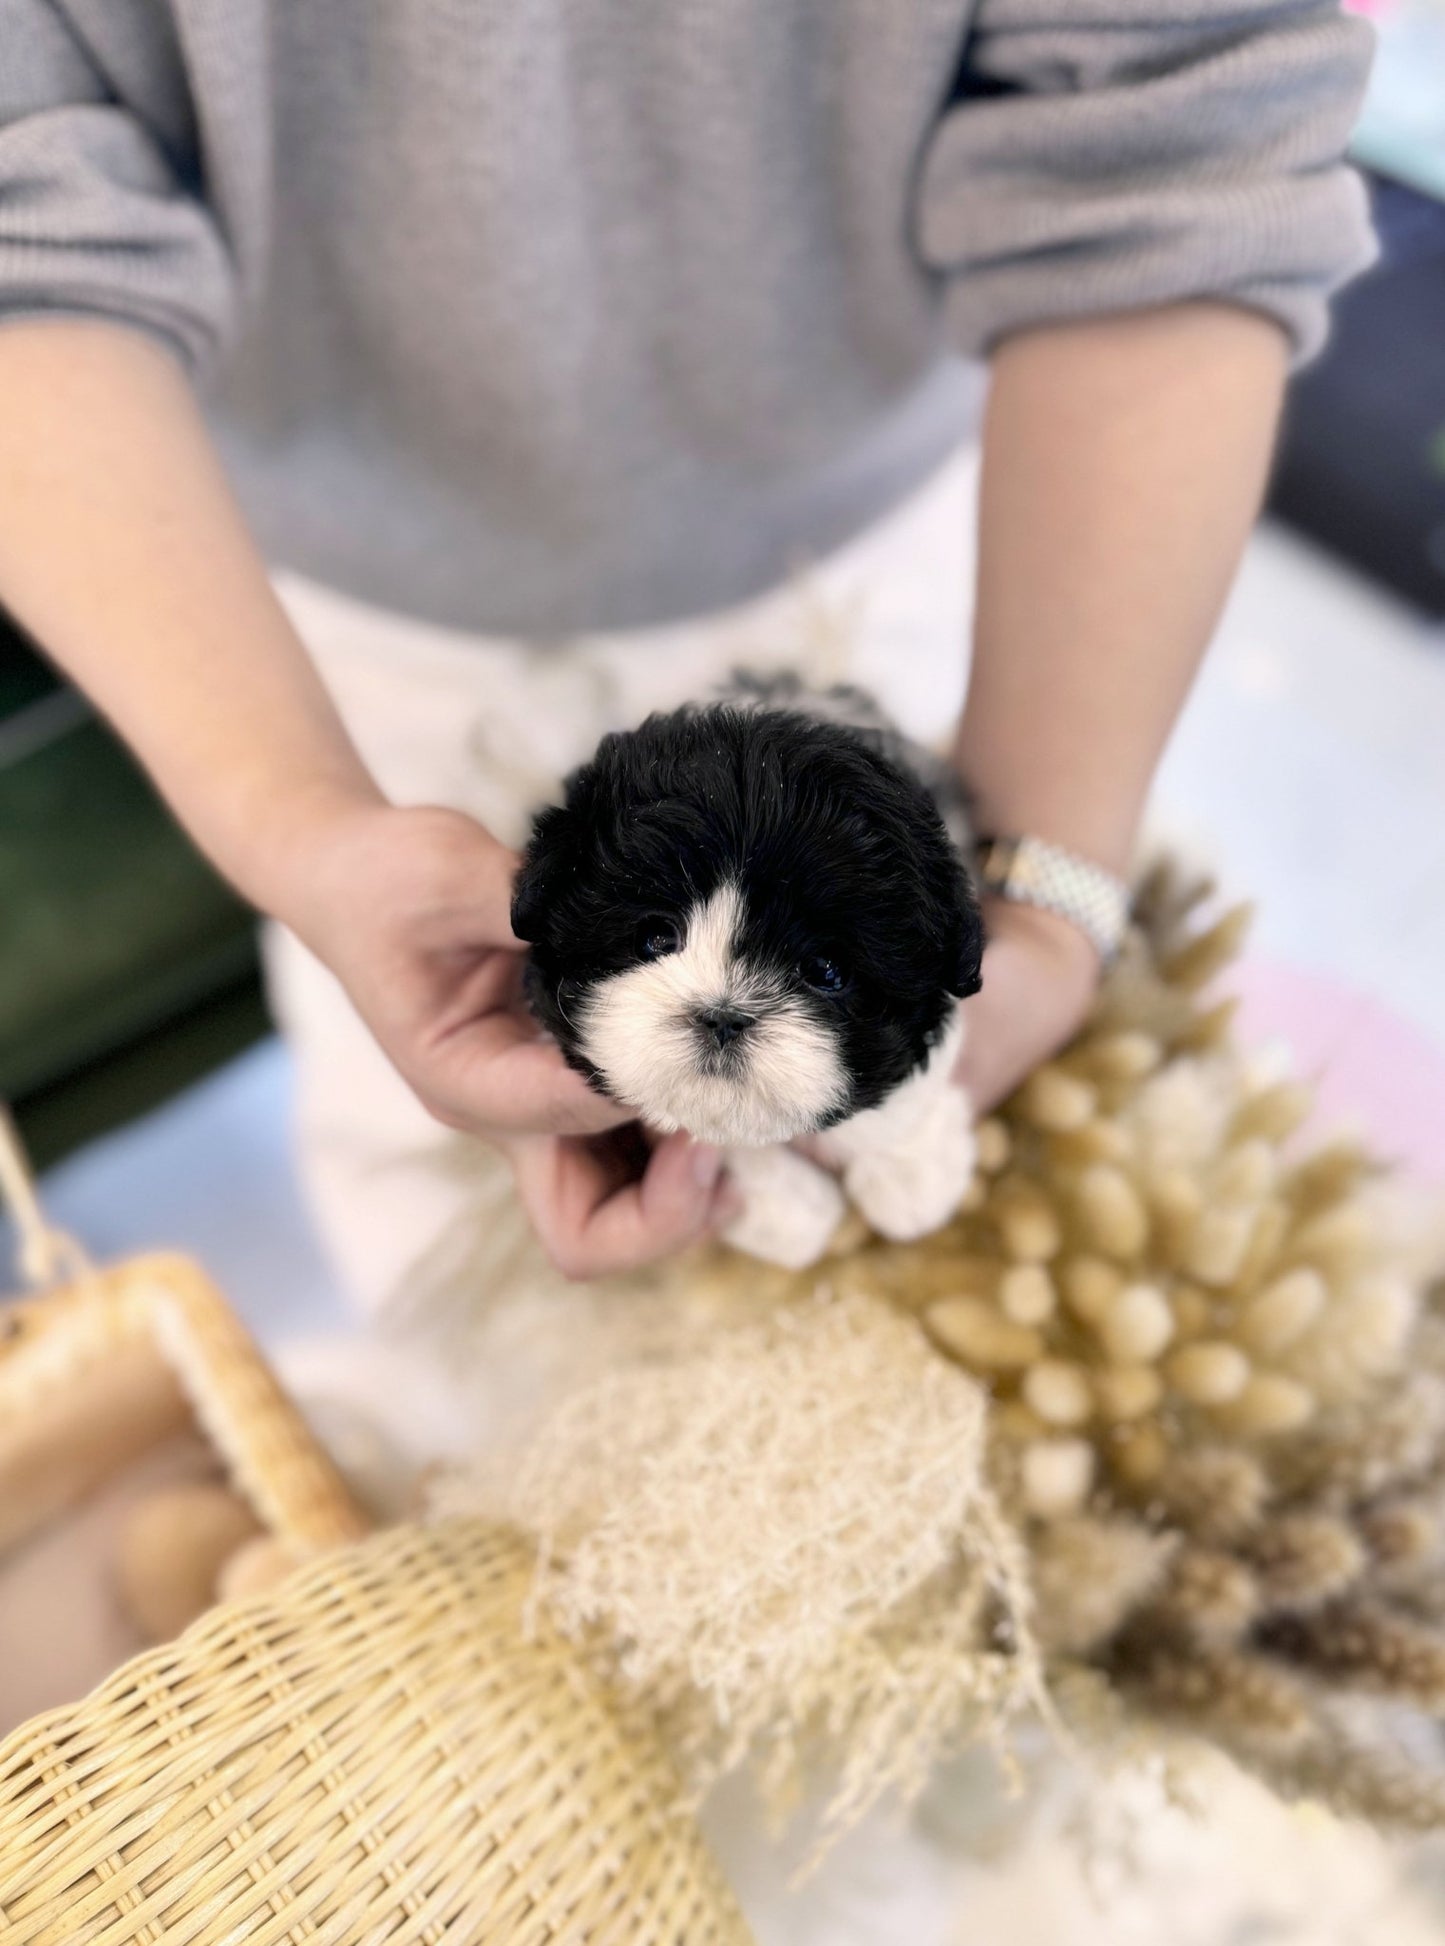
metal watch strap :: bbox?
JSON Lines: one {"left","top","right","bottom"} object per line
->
{"left": 974, "top": 834, "right": 1130, "bottom": 965}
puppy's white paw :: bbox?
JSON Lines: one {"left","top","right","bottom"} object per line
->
{"left": 843, "top": 1088, "right": 976, "bottom": 1243}
{"left": 721, "top": 1145, "right": 847, "bottom": 1270}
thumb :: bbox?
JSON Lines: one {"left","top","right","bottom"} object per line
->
{"left": 636, "top": 1131, "right": 729, "bottom": 1244}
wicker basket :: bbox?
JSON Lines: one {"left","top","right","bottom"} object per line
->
{"left": 0, "top": 1114, "right": 751, "bottom": 1942}
{"left": 0, "top": 1106, "right": 373, "bottom": 1732}
{"left": 0, "top": 1517, "right": 753, "bottom": 1944}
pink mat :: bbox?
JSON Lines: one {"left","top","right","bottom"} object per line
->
{"left": 1227, "top": 958, "right": 1445, "bottom": 1183}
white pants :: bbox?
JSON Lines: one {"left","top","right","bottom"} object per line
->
{"left": 266, "top": 447, "right": 979, "bottom": 1320}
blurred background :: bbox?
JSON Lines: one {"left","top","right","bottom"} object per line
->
{"left": 7, "top": 0, "right": 1442, "bottom": 1301}
{"left": 1, "top": 3, "right": 1443, "bottom": 1939}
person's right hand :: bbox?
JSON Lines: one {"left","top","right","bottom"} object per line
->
{"left": 271, "top": 796, "right": 733, "bottom": 1277}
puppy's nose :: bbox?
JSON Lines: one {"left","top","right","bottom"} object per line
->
{"left": 696, "top": 1004, "right": 755, "bottom": 1050}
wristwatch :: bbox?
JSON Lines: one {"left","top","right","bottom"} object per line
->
{"left": 974, "top": 834, "right": 1130, "bottom": 966}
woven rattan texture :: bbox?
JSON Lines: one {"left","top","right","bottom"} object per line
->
{"left": 0, "top": 1520, "right": 753, "bottom": 1945}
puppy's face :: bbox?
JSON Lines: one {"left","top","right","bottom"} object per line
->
{"left": 512, "top": 706, "right": 982, "bottom": 1147}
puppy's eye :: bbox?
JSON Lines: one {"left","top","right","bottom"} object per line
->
{"left": 638, "top": 917, "right": 683, "bottom": 960}
{"left": 799, "top": 954, "right": 848, "bottom": 995}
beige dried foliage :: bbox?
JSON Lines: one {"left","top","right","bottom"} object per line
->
{"left": 1029, "top": 1518, "right": 1177, "bottom": 1657}
{"left": 1246, "top": 1514, "right": 1367, "bottom": 1614}
{"left": 1146, "top": 1547, "right": 1260, "bottom": 1645}
{"left": 1154, "top": 1447, "right": 1270, "bottom": 1547}
{"left": 1123, "top": 1646, "right": 1313, "bottom": 1753}
{"left": 1361, "top": 1499, "right": 1441, "bottom": 1586}
{"left": 1263, "top": 1603, "right": 1445, "bottom": 1710}
{"left": 1274, "top": 1377, "right": 1445, "bottom": 1507}
{"left": 1254, "top": 1729, "right": 1445, "bottom": 1835}
{"left": 1393, "top": 1567, "right": 1445, "bottom": 1627}
{"left": 436, "top": 1292, "right": 1041, "bottom": 1828}
{"left": 438, "top": 857, "right": 1445, "bottom": 1847}
{"left": 881, "top": 867, "right": 1445, "bottom": 1826}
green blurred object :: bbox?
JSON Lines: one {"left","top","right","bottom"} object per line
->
{"left": 0, "top": 614, "right": 268, "bottom": 1167}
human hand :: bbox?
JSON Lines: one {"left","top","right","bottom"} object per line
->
{"left": 953, "top": 899, "right": 1101, "bottom": 1112}
{"left": 272, "top": 798, "right": 733, "bottom": 1275}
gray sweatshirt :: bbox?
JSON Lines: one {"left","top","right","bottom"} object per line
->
{"left": 0, "top": 2, "right": 1375, "bottom": 635}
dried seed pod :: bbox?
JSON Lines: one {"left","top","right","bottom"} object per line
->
{"left": 1159, "top": 903, "right": 1254, "bottom": 992}
{"left": 998, "top": 1263, "right": 1056, "bottom": 1327}
{"left": 1093, "top": 1364, "right": 1164, "bottom": 1424}
{"left": 1166, "top": 1341, "right": 1251, "bottom": 1407}
{"left": 1060, "top": 1255, "right": 1122, "bottom": 1328}
{"left": 1147, "top": 1170, "right": 1204, "bottom": 1269}
{"left": 1262, "top": 1603, "right": 1445, "bottom": 1710}
{"left": 1232, "top": 1198, "right": 1292, "bottom": 1292}
{"left": 1283, "top": 1279, "right": 1416, "bottom": 1407}
{"left": 1282, "top": 1142, "right": 1375, "bottom": 1219}
{"left": 993, "top": 1176, "right": 1063, "bottom": 1264}
{"left": 1150, "top": 1546, "right": 1259, "bottom": 1644}
{"left": 1030, "top": 1516, "right": 1176, "bottom": 1656}
{"left": 1098, "top": 1283, "right": 1174, "bottom": 1364}
{"left": 924, "top": 1296, "right": 1043, "bottom": 1371}
{"left": 958, "top": 1174, "right": 987, "bottom": 1214}
{"left": 1168, "top": 1285, "right": 1214, "bottom": 1339}
{"left": 1155, "top": 1448, "right": 1268, "bottom": 1545}
{"left": 1111, "top": 1419, "right": 1169, "bottom": 1489}
{"left": 1260, "top": 1736, "right": 1445, "bottom": 1836}
{"left": 1022, "top": 1358, "right": 1093, "bottom": 1428}
{"left": 1209, "top": 1371, "right": 1315, "bottom": 1438}
{"left": 1080, "top": 1031, "right": 1162, "bottom": 1084}
{"left": 975, "top": 1118, "right": 1011, "bottom": 1175}
{"left": 1394, "top": 1567, "right": 1445, "bottom": 1627}
{"left": 1017, "top": 1066, "right": 1098, "bottom": 1133}
{"left": 1176, "top": 997, "right": 1240, "bottom": 1053}
{"left": 1021, "top": 1437, "right": 1096, "bottom": 1518}
{"left": 1124, "top": 1645, "right": 1311, "bottom": 1752}
{"left": 1247, "top": 1514, "right": 1366, "bottom": 1614}
{"left": 1076, "top": 1165, "right": 1150, "bottom": 1260}
{"left": 1276, "top": 1376, "right": 1445, "bottom": 1505}
{"left": 1360, "top": 1500, "right": 1440, "bottom": 1580}
{"left": 1209, "top": 1139, "right": 1277, "bottom": 1206}
{"left": 1230, "top": 1080, "right": 1313, "bottom": 1146}
{"left": 992, "top": 1399, "right": 1048, "bottom": 1444}
{"left": 1184, "top": 1203, "right": 1259, "bottom": 1289}
{"left": 1237, "top": 1268, "right": 1327, "bottom": 1356}
{"left": 1287, "top": 1204, "right": 1376, "bottom": 1276}
{"left": 1046, "top": 1121, "right": 1134, "bottom": 1170}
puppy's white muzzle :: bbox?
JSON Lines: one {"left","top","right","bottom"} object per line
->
{"left": 577, "top": 884, "right": 848, "bottom": 1146}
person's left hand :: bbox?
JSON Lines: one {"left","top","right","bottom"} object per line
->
{"left": 953, "top": 898, "right": 1102, "bottom": 1112}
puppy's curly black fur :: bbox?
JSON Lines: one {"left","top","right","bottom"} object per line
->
{"left": 512, "top": 696, "right": 982, "bottom": 1131}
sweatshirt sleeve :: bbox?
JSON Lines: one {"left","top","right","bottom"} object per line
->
{"left": 0, "top": 1, "right": 235, "bottom": 373}
{"left": 917, "top": 0, "right": 1378, "bottom": 364}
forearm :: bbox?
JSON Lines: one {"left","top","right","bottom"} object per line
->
{"left": 0, "top": 321, "right": 381, "bottom": 914}
{"left": 956, "top": 302, "right": 1288, "bottom": 876}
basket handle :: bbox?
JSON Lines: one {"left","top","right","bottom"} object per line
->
{"left": 0, "top": 1104, "right": 94, "bottom": 1290}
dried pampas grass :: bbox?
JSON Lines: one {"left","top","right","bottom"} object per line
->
{"left": 437, "top": 1292, "right": 1042, "bottom": 1839}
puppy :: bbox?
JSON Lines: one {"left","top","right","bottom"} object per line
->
{"left": 511, "top": 679, "right": 983, "bottom": 1268}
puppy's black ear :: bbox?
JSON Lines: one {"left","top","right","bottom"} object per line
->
{"left": 946, "top": 927, "right": 984, "bottom": 999}
{"left": 510, "top": 803, "right": 572, "bottom": 943}
{"left": 944, "top": 869, "right": 986, "bottom": 1000}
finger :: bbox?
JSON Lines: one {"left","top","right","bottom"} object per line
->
{"left": 513, "top": 1131, "right": 727, "bottom": 1279}
{"left": 426, "top": 1012, "right": 632, "bottom": 1137}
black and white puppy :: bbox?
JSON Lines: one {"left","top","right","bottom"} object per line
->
{"left": 511, "top": 679, "right": 984, "bottom": 1268}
